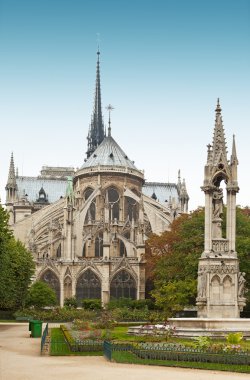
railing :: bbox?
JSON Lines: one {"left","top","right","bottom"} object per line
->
{"left": 104, "top": 341, "right": 250, "bottom": 365}
{"left": 41, "top": 323, "right": 49, "bottom": 353}
{"left": 69, "top": 339, "right": 103, "bottom": 352}
{"left": 103, "top": 341, "right": 112, "bottom": 361}
{"left": 212, "top": 239, "right": 229, "bottom": 253}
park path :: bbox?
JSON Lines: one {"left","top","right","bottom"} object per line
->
{"left": 0, "top": 324, "right": 249, "bottom": 380}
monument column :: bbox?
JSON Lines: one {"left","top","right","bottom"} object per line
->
{"left": 197, "top": 100, "right": 245, "bottom": 318}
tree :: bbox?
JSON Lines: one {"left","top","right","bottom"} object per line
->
{"left": 147, "top": 207, "right": 250, "bottom": 315}
{"left": 26, "top": 281, "right": 57, "bottom": 308}
{"left": 0, "top": 206, "right": 35, "bottom": 310}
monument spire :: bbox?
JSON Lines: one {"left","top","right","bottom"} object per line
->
{"left": 211, "top": 98, "right": 228, "bottom": 167}
{"left": 86, "top": 49, "right": 105, "bottom": 158}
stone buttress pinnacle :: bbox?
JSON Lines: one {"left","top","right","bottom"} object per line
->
{"left": 231, "top": 134, "right": 239, "bottom": 165}
{"left": 6, "top": 152, "right": 17, "bottom": 189}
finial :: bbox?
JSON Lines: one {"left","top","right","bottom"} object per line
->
{"left": 215, "top": 98, "right": 221, "bottom": 114}
{"left": 106, "top": 104, "right": 114, "bottom": 137}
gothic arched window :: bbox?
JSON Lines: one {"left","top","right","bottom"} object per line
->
{"left": 95, "top": 233, "right": 103, "bottom": 257}
{"left": 125, "top": 197, "right": 138, "bottom": 221}
{"left": 119, "top": 239, "right": 127, "bottom": 257}
{"left": 107, "top": 187, "right": 120, "bottom": 221}
{"left": 56, "top": 243, "right": 61, "bottom": 258}
{"left": 82, "top": 242, "right": 86, "bottom": 257}
{"left": 84, "top": 187, "right": 96, "bottom": 222}
{"left": 40, "top": 270, "right": 60, "bottom": 303}
{"left": 110, "top": 270, "right": 136, "bottom": 300}
{"left": 76, "top": 269, "right": 101, "bottom": 302}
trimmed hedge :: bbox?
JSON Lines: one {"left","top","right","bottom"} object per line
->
{"left": 14, "top": 307, "right": 96, "bottom": 322}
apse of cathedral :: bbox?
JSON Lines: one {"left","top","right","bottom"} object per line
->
{"left": 4, "top": 51, "right": 189, "bottom": 306}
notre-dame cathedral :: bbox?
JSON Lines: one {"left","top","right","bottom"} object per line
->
{"left": 4, "top": 51, "right": 189, "bottom": 306}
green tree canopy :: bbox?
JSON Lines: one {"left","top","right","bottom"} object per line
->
{"left": 26, "top": 281, "right": 57, "bottom": 308}
{"left": 146, "top": 207, "right": 250, "bottom": 316}
{"left": 0, "top": 206, "right": 35, "bottom": 310}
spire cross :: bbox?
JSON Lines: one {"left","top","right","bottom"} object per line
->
{"left": 96, "top": 33, "right": 101, "bottom": 54}
{"left": 106, "top": 104, "right": 114, "bottom": 136}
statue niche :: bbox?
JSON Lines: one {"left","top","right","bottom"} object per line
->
{"left": 212, "top": 187, "right": 223, "bottom": 239}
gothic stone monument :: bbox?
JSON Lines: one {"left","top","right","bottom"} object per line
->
{"left": 196, "top": 100, "right": 246, "bottom": 318}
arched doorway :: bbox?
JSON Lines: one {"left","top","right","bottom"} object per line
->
{"left": 110, "top": 270, "right": 136, "bottom": 299}
{"left": 76, "top": 269, "right": 101, "bottom": 303}
{"left": 40, "top": 269, "right": 60, "bottom": 303}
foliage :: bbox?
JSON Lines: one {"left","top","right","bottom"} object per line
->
{"left": 193, "top": 336, "right": 211, "bottom": 350}
{"left": 111, "top": 350, "right": 250, "bottom": 373}
{"left": 61, "top": 324, "right": 75, "bottom": 344}
{"left": 14, "top": 307, "right": 96, "bottom": 322}
{"left": 95, "top": 310, "right": 116, "bottom": 329}
{"left": 64, "top": 297, "right": 78, "bottom": 308}
{"left": 82, "top": 298, "right": 102, "bottom": 310}
{"left": 138, "top": 324, "right": 176, "bottom": 341}
{"left": 50, "top": 328, "right": 103, "bottom": 356}
{"left": 25, "top": 281, "right": 57, "bottom": 308}
{"left": 147, "top": 207, "right": 250, "bottom": 314}
{"left": 71, "top": 319, "right": 91, "bottom": 331}
{"left": 226, "top": 332, "right": 243, "bottom": 345}
{"left": 0, "top": 206, "right": 35, "bottom": 310}
{"left": 235, "top": 208, "right": 250, "bottom": 309}
{"left": 107, "top": 298, "right": 155, "bottom": 310}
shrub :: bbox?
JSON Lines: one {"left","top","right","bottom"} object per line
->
{"left": 64, "top": 297, "right": 78, "bottom": 309}
{"left": 107, "top": 298, "right": 134, "bottom": 310}
{"left": 193, "top": 336, "right": 211, "bottom": 350}
{"left": 130, "top": 299, "right": 155, "bottom": 310}
{"left": 14, "top": 307, "right": 96, "bottom": 322}
{"left": 61, "top": 324, "right": 75, "bottom": 346}
{"left": 82, "top": 299, "right": 102, "bottom": 310}
{"left": 25, "top": 281, "right": 57, "bottom": 308}
{"left": 95, "top": 310, "right": 116, "bottom": 329}
{"left": 226, "top": 332, "right": 243, "bottom": 344}
{"left": 72, "top": 319, "right": 91, "bottom": 331}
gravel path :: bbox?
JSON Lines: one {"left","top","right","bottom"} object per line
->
{"left": 0, "top": 324, "right": 249, "bottom": 380}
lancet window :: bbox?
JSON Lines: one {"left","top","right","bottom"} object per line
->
{"left": 76, "top": 269, "right": 101, "bottom": 301}
{"left": 40, "top": 270, "right": 60, "bottom": 303}
{"left": 110, "top": 270, "right": 136, "bottom": 299}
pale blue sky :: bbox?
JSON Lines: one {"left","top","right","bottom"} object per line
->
{"left": 0, "top": 0, "right": 249, "bottom": 209}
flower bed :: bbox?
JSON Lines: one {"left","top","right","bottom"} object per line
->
{"left": 128, "top": 323, "right": 176, "bottom": 339}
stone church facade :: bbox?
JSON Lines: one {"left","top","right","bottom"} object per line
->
{"left": 4, "top": 52, "right": 189, "bottom": 306}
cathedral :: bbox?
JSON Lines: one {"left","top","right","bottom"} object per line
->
{"left": 4, "top": 52, "right": 189, "bottom": 306}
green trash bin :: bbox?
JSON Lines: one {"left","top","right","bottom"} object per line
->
{"left": 30, "top": 320, "right": 43, "bottom": 338}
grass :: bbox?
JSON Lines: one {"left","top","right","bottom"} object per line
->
{"left": 50, "top": 328, "right": 102, "bottom": 356}
{"left": 110, "top": 327, "right": 250, "bottom": 349}
{"left": 111, "top": 350, "right": 250, "bottom": 373}
{"left": 50, "top": 325, "right": 250, "bottom": 373}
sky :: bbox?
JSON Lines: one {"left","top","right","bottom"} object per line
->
{"left": 0, "top": 0, "right": 249, "bottom": 211}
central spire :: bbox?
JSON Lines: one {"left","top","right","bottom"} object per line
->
{"left": 86, "top": 50, "right": 105, "bottom": 158}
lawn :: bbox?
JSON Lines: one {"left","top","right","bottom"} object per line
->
{"left": 49, "top": 325, "right": 250, "bottom": 372}
{"left": 111, "top": 350, "right": 250, "bottom": 373}
{"left": 110, "top": 327, "right": 250, "bottom": 349}
{"left": 50, "top": 328, "right": 102, "bottom": 356}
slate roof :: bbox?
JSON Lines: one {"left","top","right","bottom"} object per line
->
{"left": 142, "top": 182, "right": 179, "bottom": 206}
{"left": 81, "top": 136, "right": 138, "bottom": 170}
{"left": 16, "top": 177, "right": 67, "bottom": 203}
